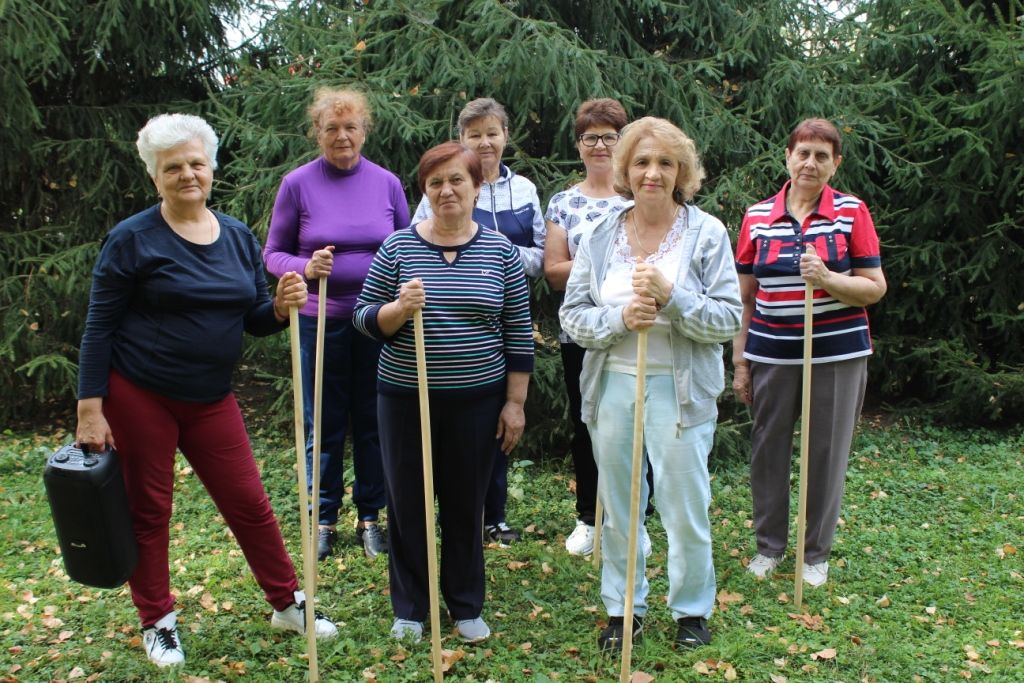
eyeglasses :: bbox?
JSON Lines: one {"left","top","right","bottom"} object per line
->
{"left": 578, "top": 133, "right": 620, "bottom": 147}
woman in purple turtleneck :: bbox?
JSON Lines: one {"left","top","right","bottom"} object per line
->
{"left": 264, "top": 87, "right": 410, "bottom": 562}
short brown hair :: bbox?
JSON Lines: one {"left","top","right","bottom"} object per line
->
{"left": 417, "top": 142, "right": 484, "bottom": 193}
{"left": 787, "top": 118, "right": 842, "bottom": 157}
{"left": 308, "top": 87, "right": 373, "bottom": 136}
{"left": 574, "top": 98, "right": 628, "bottom": 138}
{"left": 612, "top": 117, "right": 706, "bottom": 203}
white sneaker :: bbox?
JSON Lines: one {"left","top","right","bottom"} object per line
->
{"left": 747, "top": 553, "right": 782, "bottom": 579}
{"left": 142, "top": 611, "right": 184, "bottom": 667}
{"left": 271, "top": 590, "right": 338, "bottom": 639}
{"left": 565, "top": 520, "right": 595, "bottom": 556}
{"left": 802, "top": 561, "right": 829, "bottom": 587}
{"left": 640, "top": 524, "right": 652, "bottom": 558}
{"left": 390, "top": 618, "right": 424, "bottom": 642}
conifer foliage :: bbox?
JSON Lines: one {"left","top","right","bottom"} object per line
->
{"left": 1, "top": 0, "right": 1021, "bottom": 434}
{"left": 0, "top": 0, "right": 241, "bottom": 420}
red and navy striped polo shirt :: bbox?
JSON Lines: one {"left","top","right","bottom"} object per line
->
{"left": 735, "top": 182, "right": 881, "bottom": 365}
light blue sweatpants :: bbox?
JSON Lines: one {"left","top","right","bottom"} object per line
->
{"left": 590, "top": 371, "right": 716, "bottom": 621}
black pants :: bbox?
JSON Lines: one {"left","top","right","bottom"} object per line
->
{"left": 378, "top": 390, "right": 502, "bottom": 621}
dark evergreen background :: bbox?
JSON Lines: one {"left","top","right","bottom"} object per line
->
{"left": 2, "top": 1, "right": 1021, "bottom": 454}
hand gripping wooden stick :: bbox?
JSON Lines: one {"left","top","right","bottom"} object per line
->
{"left": 288, "top": 305, "right": 319, "bottom": 682}
{"left": 794, "top": 246, "right": 815, "bottom": 610}
{"left": 413, "top": 309, "right": 444, "bottom": 683}
{"left": 619, "top": 328, "right": 648, "bottom": 683}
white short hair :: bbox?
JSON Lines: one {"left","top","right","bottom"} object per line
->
{"left": 136, "top": 113, "right": 219, "bottom": 177}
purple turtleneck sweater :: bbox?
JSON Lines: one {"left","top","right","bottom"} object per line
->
{"left": 264, "top": 155, "right": 410, "bottom": 319}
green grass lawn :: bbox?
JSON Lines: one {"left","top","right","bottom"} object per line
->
{"left": 1, "top": 420, "right": 1021, "bottom": 682}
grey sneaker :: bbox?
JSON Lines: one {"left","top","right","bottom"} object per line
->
{"left": 390, "top": 618, "right": 424, "bottom": 642}
{"left": 357, "top": 522, "right": 388, "bottom": 558}
{"left": 455, "top": 617, "right": 491, "bottom": 643}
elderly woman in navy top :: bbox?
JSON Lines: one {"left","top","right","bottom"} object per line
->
{"left": 560, "top": 117, "right": 742, "bottom": 651}
{"left": 75, "top": 114, "right": 336, "bottom": 668}
{"left": 732, "top": 118, "right": 887, "bottom": 588}
{"left": 355, "top": 142, "right": 534, "bottom": 644}
{"left": 412, "top": 97, "right": 545, "bottom": 545}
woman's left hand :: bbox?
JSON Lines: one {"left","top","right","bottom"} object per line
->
{"left": 496, "top": 401, "right": 525, "bottom": 455}
{"left": 273, "top": 271, "right": 308, "bottom": 321}
{"left": 633, "top": 262, "right": 673, "bottom": 307}
{"left": 800, "top": 249, "right": 831, "bottom": 289}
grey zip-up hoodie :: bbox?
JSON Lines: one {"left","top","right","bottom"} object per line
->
{"left": 559, "top": 205, "right": 743, "bottom": 429}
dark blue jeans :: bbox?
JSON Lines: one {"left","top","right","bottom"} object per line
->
{"left": 299, "top": 314, "right": 386, "bottom": 525}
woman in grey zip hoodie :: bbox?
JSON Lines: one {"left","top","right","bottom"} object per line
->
{"left": 559, "top": 117, "right": 741, "bottom": 651}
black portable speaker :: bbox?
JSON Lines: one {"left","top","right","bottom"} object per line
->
{"left": 44, "top": 444, "right": 138, "bottom": 588}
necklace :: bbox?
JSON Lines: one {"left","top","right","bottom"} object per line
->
{"left": 631, "top": 208, "right": 678, "bottom": 257}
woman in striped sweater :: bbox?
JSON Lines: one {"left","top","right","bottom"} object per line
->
{"left": 354, "top": 142, "right": 534, "bottom": 644}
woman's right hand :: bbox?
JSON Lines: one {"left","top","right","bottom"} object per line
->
{"left": 76, "top": 397, "right": 115, "bottom": 452}
{"left": 623, "top": 295, "right": 657, "bottom": 331}
{"left": 398, "top": 278, "right": 426, "bottom": 317}
{"left": 304, "top": 245, "right": 335, "bottom": 280}
{"left": 732, "top": 364, "right": 753, "bottom": 406}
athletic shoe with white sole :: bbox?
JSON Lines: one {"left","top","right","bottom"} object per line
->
{"left": 747, "top": 553, "right": 783, "bottom": 579}
{"left": 142, "top": 611, "right": 184, "bottom": 667}
{"left": 390, "top": 618, "right": 424, "bottom": 642}
{"left": 271, "top": 590, "right": 338, "bottom": 638}
{"left": 802, "top": 561, "right": 829, "bottom": 587}
{"left": 455, "top": 617, "right": 491, "bottom": 643}
{"left": 565, "top": 520, "right": 596, "bottom": 556}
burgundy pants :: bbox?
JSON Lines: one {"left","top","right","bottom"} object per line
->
{"left": 105, "top": 370, "right": 298, "bottom": 625}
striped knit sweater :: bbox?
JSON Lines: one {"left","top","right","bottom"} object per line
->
{"left": 353, "top": 225, "right": 534, "bottom": 396}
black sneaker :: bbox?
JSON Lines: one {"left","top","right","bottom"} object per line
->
{"left": 597, "top": 615, "right": 643, "bottom": 652}
{"left": 675, "top": 616, "right": 711, "bottom": 649}
{"left": 317, "top": 527, "right": 337, "bottom": 561}
{"left": 484, "top": 522, "right": 521, "bottom": 546}
{"left": 356, "top": 522, "right": 388, "bottom": 558}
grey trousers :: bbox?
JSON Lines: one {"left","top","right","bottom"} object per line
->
{"left": 749, "top": 357, "right": 867, "bottom": 564}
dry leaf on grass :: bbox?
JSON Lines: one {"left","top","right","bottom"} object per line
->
{"left": 440, "top": 648, "right": 465, "bottom": 672}
{"left": 507, "top": 560, "right": 530, "bottom": 571}
{"left": 716, "top": 590, "right": 743, "bottom": 610}
{"left": 788, "top": 612, "right": 825, "bottom": 630}
{"left": 630, "top": 672, "right": 655, "bottom": 683}
{"left": 811, "top": 648, "right": 837, "bottom": 661}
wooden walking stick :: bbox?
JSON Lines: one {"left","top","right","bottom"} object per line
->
{"left": 288, "top": 303, "right": 319, "bottom": 682}
{"left": 308, "top": 274, "right": 327, "bottom": 590}
{"left": 794, "top": 246, "right": 816, "bottom": 610}
{"left": 619, "top": 328, "right": 648, "bottom": 683}
{"left": 592, "top": 484, "right": 603, "bottom": 568}
{"left": 413, "top": 309, "right": 444, "bottom": 683}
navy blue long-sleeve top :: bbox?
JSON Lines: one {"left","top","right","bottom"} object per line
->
{"left": 78, "top": 204, "right": 285, "bottom": 403}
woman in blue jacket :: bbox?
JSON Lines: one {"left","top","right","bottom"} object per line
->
{"left": 413, "top": 97, "right": 545, "bottom": 545}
